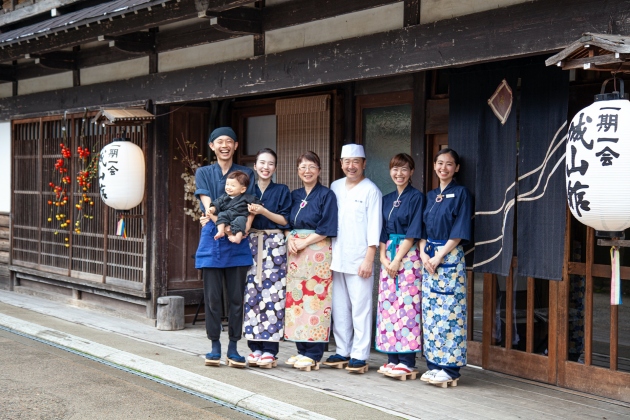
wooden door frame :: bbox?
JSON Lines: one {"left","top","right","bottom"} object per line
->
{"left": 557, "top": 211, "right": 630, "bottom": 402}
{"left": 166, "top": 106, "right": 208, "bottom": 292}
{"left": 481, "top": 263, "right": 559, "bottom": 383}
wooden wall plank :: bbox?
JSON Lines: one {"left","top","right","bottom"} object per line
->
{"left": 1, "top": 0, "right": 627, "bottom": 119}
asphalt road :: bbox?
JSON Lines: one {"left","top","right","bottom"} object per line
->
{"left": 0, "top": 329, "right": 254, "bottom": 420}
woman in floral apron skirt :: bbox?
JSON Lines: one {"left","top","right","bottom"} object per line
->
{"left": 284, "top": 151, "right": 338, "bottom": 370}
{"left": 375, "top": 153, "right": 425, "bottom": 377}
{"left": 419, "top": 148, "right": 472, "bottom": 386}
{"left": 243, "top": 148, "right": 292, "bottom": 367}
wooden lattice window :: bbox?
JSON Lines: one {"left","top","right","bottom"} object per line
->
{"left": 276, "top": 95, "right": 331, "bottom": 190}
{"left": 11, "top": 114, "right": 147, "bottom": 288}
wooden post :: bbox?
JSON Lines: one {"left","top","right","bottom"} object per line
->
{"left": 482, "top": 273, "right": 495, "bottom": 368}
{"left": 505, "top": 261, "right": 514, "bottom": 350}
{"left": 467, "top": 269, "right": 474, "bottom": 342}
{"left": 585, "top": 227, "right": 594, "bottom": 366}
{"left": 610, "top": 305, "right": 618, "bottom": 371}
{"left": 526, "top": 276, "right": 535, "bottom": 353}
{"left": 411, "top": 72, "right": 426, "bottom": 188}
{"left": 149, "top": 104, "right": 170, "bottom": 319}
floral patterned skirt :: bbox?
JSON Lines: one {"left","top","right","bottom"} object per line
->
{"left": 243, "top": 230, "right": 287, "bottom": 342}
{"left": 284, "top": 233, "right": 333, "bottom": 343}
{"left": 422, "top": 243, "right": 467, "bottom": 367}
{"left": 375, "top": 241, "right": 422, "bottom": 353}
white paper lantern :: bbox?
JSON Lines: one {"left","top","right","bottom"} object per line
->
{"left": 98, "top": 138, "right": 145, "bottom": 210}
{"left": 566, "top": 93, "right": 630, "bottom": 234}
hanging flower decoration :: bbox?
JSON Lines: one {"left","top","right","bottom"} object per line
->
{"left": 46, "top": 111, "right": 98, "bottom": 242}
{"left": 174, "top": 134, "right": 208, "bottom": 221}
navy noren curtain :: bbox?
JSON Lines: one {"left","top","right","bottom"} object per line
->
{"left": 517, "top": 64, "right": 569, "bottom": 280}
{"left": 449, "top": 57, "right": 568, "bottom": 280}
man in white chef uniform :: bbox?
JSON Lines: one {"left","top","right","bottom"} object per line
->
{"left": 327, "top": 143, "right": 382, "bottom": 372}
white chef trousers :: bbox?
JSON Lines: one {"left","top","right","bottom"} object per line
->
{"left": 331, "top": 271, "right": 374, "bottom": 361}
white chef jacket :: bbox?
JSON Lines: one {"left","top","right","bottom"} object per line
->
{"left": 330, "top": 177, "right": 382, "bottom": 275}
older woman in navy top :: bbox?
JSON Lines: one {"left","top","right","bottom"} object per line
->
{"left": 419, "top": 148, "right": 472, "bottom": 387}
{"left": 375, "top": 153, "right": 425, "bottom": 378}
{"left": 242, "top": 148, "right": 292, "bottom": 368}
{"left": 284, "top": 151, "right": 338, "bottom": 370}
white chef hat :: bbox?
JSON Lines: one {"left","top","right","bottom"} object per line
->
{"left": 340, "top": 143, "right": 366, "bottom": 159}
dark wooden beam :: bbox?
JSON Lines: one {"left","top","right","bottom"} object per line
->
{"left": 263, "top": 0, "right": 400, "bottom": 31}
{"left": 561, "top": 53, "right": 627, "bottom": 70}
{"left": 254, "top": 33, "right": 265, "bottom": 56}
{"left": 15, "top": 62, "right": 68, "bottom": 79}
{"left": 196, "top": 0, "right": 255, "bottom": 13}
{"left": 101, "top": 32, "right": 156, "bottom": 55}
{"left": 411, "top": 72, "right": 426, "bottom": 188}
{"left": 72, "top": 46, "right": 80, "bottom": 87}
{"left": 200, "top": 7, "right": 262, "bottom": 35}
{"left": 2, "top": 0, "right": 629, "bottom": 119}
{"left": 156, "top": 21, "right": 236, "bottom": 52}
{"left": 0, "top": 0, "right": 199, "bottom": 62}
{"left": 404, "top": 0, "right": 420, "bottom": 27}
{"left": 149, "top": 28, "right": 158, "bottom": 74}
{"left": 34, "top": 56, "right": 76, "bottom": 70}
{"left": 79, "top": 45, "right": 140, "bottom": 68}
{"left": 0, "top": 64, "right": 15, "bottom": 82}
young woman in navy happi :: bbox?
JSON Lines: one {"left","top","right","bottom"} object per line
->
{"left": 243, "top": 149, "right": 292, "bottom": 367}
{"left": 375, "top": 154, "right": 426, "bottom": 378}
{"left": 419, "top": 148, "right": 472, "bottom": 387}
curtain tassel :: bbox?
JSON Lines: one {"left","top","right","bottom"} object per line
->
{"left": 116, "top": 215, "right": 127, "bottom": 238}
{"left": 610, "top": 246, "right": 622, "bottom": 305}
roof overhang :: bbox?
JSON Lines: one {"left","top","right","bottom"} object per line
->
{"left": 0, "top": 0, "right": 171, "bottom": 49}
{"left": 92, "top": 108, "right": 155, "bottom": 126}
{"left": 546, "top": 32, "right": 630, "bottom": 71}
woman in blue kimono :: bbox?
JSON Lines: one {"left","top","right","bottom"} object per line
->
{"left": 243, "top": 148, "right": 292, "bottom": 367}
{"left": 375, "top": 153, "right": 425, "bottom": 377}
{"left": 419, "top": 148, "right": 472, "bottom": 387}
{"left": 284, "top": 151, "right": 338, "bottom": 370}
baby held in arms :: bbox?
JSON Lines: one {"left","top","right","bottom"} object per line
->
{"left": 207, "top": 171, "right": 261, "bottom": 244}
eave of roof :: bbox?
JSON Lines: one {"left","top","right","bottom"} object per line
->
{"left": 0, "top": 0, "right": 171, "bottom": 48}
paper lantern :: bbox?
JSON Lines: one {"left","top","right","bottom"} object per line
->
{"left": 566, "top": 81, "right": 630, "bottom": 236}
{"left": 98, "top": 137, "right": 145, "bottom": 210}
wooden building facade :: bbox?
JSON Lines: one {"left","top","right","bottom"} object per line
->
{"left": 0, "top": 0, "right": 628, "bottom": 402}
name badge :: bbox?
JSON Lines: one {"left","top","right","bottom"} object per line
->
{"left": 445, "top": 194, "right": 455, "bottom": 198}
